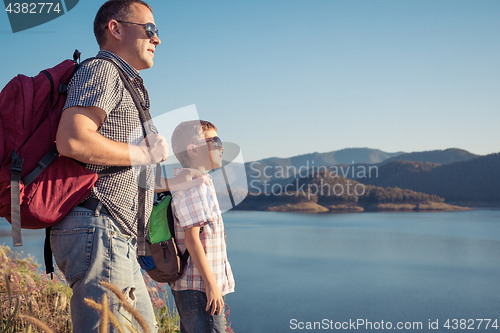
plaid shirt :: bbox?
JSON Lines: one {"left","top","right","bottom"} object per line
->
{"left": 169, "top": 168, "right": 235, "bottom": 296}
{"left": 63, "top": 50, "right": 156, "bottom": 237}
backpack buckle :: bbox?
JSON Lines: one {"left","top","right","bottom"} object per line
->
{"left": 59, "top": 83, "right": 68, "bottom": 94}
{"left": 161, "top": 241, "right": 169, "bottom": 263}
{"left": 10, "top": 150, "right": 23, "bottom": 174}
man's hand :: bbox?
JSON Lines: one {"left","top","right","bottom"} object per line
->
{"left": 138, "top": 134, "right": 169, "bottom": 164}
{"left": 57, "top": 106, "right": 167, "bottom": 166}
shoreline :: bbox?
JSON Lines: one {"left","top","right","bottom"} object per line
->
{"left": 235, "top": 201, "right": 475, "bottom": 214}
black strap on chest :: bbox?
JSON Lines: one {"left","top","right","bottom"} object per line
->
{"left": 108, "top": 60, "right": 158, "bottom": 256}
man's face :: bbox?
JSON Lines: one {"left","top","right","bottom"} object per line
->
{"left": 120, "top": 3, "right": 160, "bottom": 71}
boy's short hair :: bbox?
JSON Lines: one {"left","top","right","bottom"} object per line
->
{"left": 94, "top": 0, "right": 153, "bottom": 48}
{"left": 171, "top": 120, "right": 217, "bottom": 168}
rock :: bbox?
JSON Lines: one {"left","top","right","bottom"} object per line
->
{"left": 266, "top": 202, "right": 329, "bottom": 213}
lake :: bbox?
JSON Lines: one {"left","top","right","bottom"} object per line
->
{"left": 2, "top": 209, "right": 500, "bottom": 332}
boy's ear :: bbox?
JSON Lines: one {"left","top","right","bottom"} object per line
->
{"left": 186, "top": 144, "right": 198, "bottom": 157}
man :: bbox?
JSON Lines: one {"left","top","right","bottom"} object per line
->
{"left": 52, "top": 1, "right": 198, "bottom": 331}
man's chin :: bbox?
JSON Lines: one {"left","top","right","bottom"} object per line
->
{"left": 139, "top": 59, "right": 154, "bottom": 70}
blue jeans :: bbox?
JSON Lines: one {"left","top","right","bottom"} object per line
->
{"left": 50, "top": 206, "right": 157, "bottom": 333}
{"left": 171, "top": 289, "right": 225, "bottom": 333}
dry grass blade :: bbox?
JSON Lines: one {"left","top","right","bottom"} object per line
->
{"left": 19, "top": 315, "right": 54, "bottom": 333}
{"left": 84, "top": 298, "right": 126, "bottom": 333}
{"left": 101, "top": 294, "right": 109, "bottom": 333}
{"left": 100, "top": 281, "right": 150, "bottom": 333}
{"left": 108, "top": 311, "right": 127, "bottom": 333}
{"left": 84, "top": 297, "right": 102, "bottom": 312}
{"left": 3, "top": 273, "right": 20, "bottom": 328}
{"left": 100, "top": 281, "right": 127, "bottom": 302}
{"left": 125, "top": 323, "right": 139, "bottom": 333}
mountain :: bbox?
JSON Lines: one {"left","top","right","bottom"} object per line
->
{"left": 245, "top": 147, "right": 484, "bottom": 191}
{"left": 246, "top": 148, "right": 404, "bottom": 183}
{"left": 381, "top": 148, "right": 479, "bottom": 165}
{"left": 357, "top": 153, "right": 500, "bottom": 204}
{"left": 236, "top": 170, "right": 468, "bottom": 213}
{"left": 255, "top": 147, "right": 404, "bottom": 166}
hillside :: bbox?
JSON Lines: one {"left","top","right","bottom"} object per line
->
{"left": 246, "top": 147, "right": 404, "bottom": 183}
{"left": 245, "top": 148, "right": 481, "bottom": 185}
{"left": 236, "top": 171, "right": 469, "bottom": 213}
{"left": 358, "top": 153, "right": 500, "bottom": 204}
{"left": 381, "top": 148, "right": 478, "bottom": 165}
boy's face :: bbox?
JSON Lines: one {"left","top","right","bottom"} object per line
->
{"left": 204, "top": 129, "right": 224, "bottom": 170}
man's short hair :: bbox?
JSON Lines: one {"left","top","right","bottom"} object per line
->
{"left": 172, "top": 120, "right": 218, "bottom": 168}
{"left": 94, "top": 0, "right": 153, "bottom": 48}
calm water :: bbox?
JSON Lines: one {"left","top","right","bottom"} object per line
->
{"left": 2, "top": 209, "right": 500, "bottom": 332}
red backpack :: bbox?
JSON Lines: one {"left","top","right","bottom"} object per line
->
{"left": 0, "top": 50, "right": 152, "bottom": 273}
{"left": 0, "top": 50, "right": 98, "bottom": 254}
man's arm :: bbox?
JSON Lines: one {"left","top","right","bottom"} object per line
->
{"left": 184, "top": 226, "right": 224, "bottom": 315}
{"left": 56, "top": 105, "right": 169, "bottom": 166}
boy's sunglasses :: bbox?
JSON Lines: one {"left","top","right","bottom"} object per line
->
{"left": 115, "top": 20, "right": 159, "bottom": 39}
{"left": 205, "top": 136, "right": 223, "bottom": 150}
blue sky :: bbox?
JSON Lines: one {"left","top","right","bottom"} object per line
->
{"left": 1, "top": 0, "right": 499, "bottom": 162}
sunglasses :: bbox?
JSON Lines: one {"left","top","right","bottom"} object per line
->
{"left": 205, "top": 136, "right": 223, "bottom": 150}
{"left": 115, "top": 20, "right": 159, "bottom": 39}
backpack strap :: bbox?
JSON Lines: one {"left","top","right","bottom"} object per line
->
{"left": 116, "top": 67, "right": 151, "bottom": 257}
{"left": 68, "top": 56, "right": 155, "bottom": 256}
{"left": 21, "top": 144, "right": 59, "bottom": 186}
{"left": 165, "top": 191, "right": 190, "bottom": 264}
{"left": 44, "top": 227, "right": 54, "bottom": 276}
{"left": 10, "top": 151, "right": 24, "bottom": 247}
{"left": 103, "top": 60, "right": 158, "bottom": 257}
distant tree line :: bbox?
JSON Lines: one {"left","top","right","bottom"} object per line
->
{"left": 238, "top": 170, "right": 444, "bottom": 210}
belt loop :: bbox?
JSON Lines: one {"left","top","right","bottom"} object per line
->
{"left": 95, "top": 201, "right": 103, "bottom": 217}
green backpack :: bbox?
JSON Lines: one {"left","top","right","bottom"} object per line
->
{"left": 138, "top": 191, "right": 190, "bottom": 283}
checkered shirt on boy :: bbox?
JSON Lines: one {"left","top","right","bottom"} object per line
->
{"left": 169, "top": 168, "right": 235, "bottom": 296}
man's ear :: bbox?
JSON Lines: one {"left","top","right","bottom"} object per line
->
{"left": 107, "top": 20, "right": 122, "bottom": 42}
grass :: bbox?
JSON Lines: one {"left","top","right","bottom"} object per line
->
{"left": 0, "top": 245, "right": 72, "bottom": 332}
{"left": 0, "top": 245, "right": 234, "bottom": 333}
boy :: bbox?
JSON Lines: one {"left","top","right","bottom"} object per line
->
{"left": 169, "top": 120, "right": 235, "bottom": 333}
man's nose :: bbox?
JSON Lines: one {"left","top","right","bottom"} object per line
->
{"left": 151, "top": 35, "right": 161, "bottom": 46}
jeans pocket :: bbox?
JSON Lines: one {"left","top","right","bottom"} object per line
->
{"left": 174, "top": 290, "right": 199, "bottom": 316}
{"left": 50, "top": 227, "right": 96, "bottom": 286}
{"left": 109, "top": 230, "right": 135, "bottom": 277}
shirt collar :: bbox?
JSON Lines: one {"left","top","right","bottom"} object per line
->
{"left": 97, "top": 50, "right": 139, "bottom": 80}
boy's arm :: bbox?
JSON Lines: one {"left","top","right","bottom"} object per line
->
{"left": 154, "top": 169, "right": 205, "bottom": 193}
{"left": 184, "top": 226, "right": 224, "bottom": 315}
